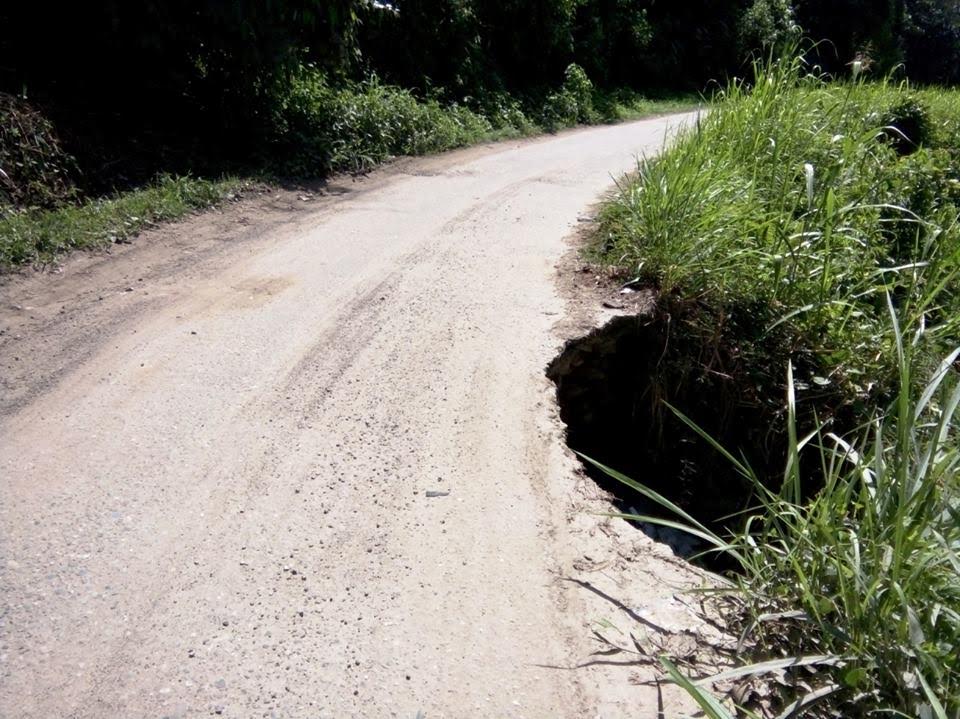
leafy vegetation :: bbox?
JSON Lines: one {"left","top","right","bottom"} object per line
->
{"left": 599, "top": 335, "right": 960, "bottom": 716}
{"left": 1, "top": 0, "right": 958, "bottom": 714}
{"left": 597, "top": 56, "right": 960, "bottom": 414}
{"left": 2, "top": 0, "right": 954, "bottom": 198}
{"left": 3, "top": 0, "right": 958, "bottom": 268}
{"left": 0, "top": 68, "right": 688, "bottom": 269}
{"left": 591, "top": 52, "right": 960, "bottom": 716}
{"left": 270, "top": 70, "right": 500, "bottom": 176}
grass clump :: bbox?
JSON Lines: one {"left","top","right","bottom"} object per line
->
{"left": 602, "top": 334, "right": 960, "bottom": 717}
{"left": 589, "top": 51, "right": 960, "bottom": 716}
{"left": 0, "top": 175, "right": 245, "bottom": 268}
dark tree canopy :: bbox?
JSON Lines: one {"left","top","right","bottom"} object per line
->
{"left": 1, "top": 0, "right": 956, "bottom": 191}
{"left": 0, "top": 1, "right": 358, "bottom": 185}
{"left": 903, "top": 0, "right": 960, "bottom": 84}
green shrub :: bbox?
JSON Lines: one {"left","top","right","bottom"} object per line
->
{"left": 539, "top": 64, "right": 602, "bottom": 132}
{"left": 737, "top": 0, "right": 795, "bottom": 54}
{"left": 540, "top": 89, "right": 580, "bottom": 131}
{"left": 470, "top": 92, "right": 537, "bottom": 134}
{"left": 881, "top": 96, "right": 932, "bottom": 154}
{"left": 563, "top": 63, "right": 599, "bottom": 124}
{"left": 270, "top": 66, "right": 500, "bottom": 175}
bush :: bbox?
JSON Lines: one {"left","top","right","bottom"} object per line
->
{"left": 270, "top": 66, "right": 498, "bottom": 175}
{"left": 0, "top": 93, "right": 77, "bottom": 210}
{"left": 738, "top": 0, "right": 796, "bottom": 55}
{"left": 563, "top": 63, "right": 599, "bottom": 124}
{"left": 540, "top": 89, "right": 580, "bottom": 131}
{"left": 540, "top": 63, "right": 601, "bottom": 131}
{"left": 880, "top": 96, "right": 932, "bottom": 154}
{"left": 470, "top": 92, "right": 537, "bottom": 134}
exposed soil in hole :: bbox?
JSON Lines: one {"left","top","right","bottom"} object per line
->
{"left": 547, "top": 305, "right": 827, "bottom": 559}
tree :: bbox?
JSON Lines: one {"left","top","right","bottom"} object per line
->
{"left": 356, "top": 0, "right": 487, "bottom": 92}
{"left": 793, "top": 0, "right": 905, "bottom": 75}
{"left": 0, "top": 1, "right": 361, "bottom": 188}
{"left": 902, "top": 0, "right": 960, "bottom": 84}
{"left": 572, "top": 0, "right": 653, "bottom": 87}
{"left": 738, "top": 0, "right": 796, "bottom": 59}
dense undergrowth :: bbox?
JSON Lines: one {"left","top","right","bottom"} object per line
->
{"left": 0, "top": 65, "right": 692, "bottom": 269}
{"left": 592, "top": 55, "right": 960, "bottom": 717}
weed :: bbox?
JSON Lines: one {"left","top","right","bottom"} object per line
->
{"left": 596, "top": 51, "right": 960, "bottom": 420}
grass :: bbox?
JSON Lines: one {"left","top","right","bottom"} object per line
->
{"left": 589, "top": 50, "right": 960, "bottom": 717}
{"left": 598, "top": 333, "right": 960, "bottom": 717}
{"left": 596, "top": 62, "right": 960, "bottom": 407}
{"left": 0, "top": 175, "right": 246, "bottom": 268}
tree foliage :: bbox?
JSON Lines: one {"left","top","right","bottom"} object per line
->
{"left": 1, "top": 0, "right": 957, "bottom": 196}
{"left": 903, "top": 0, "right": 960, "bottom": 85}
{"left": 794, "top": 0, "right": 905, "bottom": 73}
{"left": 0, "top": 1, "right": 359, "bottom": 187}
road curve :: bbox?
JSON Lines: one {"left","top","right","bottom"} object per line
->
{"left": 1, "top": 115, "right": 694, "bottom": 718}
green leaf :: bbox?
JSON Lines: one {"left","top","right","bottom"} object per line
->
{"left": 660, "top": 657, "right": 737, "bottom": 719}
{"left": 694, "top": 655, "right": 844, "bottom": 686}
{"left": 843, "top": 667, "right": 869, "bottom": 689}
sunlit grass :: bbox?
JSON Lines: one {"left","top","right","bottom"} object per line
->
{"left": 596, "top": 54, "right": 960, "bottom": 407}
{"left": 591, "top": 49, "right": 960, "bottom": 716}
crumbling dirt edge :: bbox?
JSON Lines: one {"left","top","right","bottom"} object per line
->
{"left": 536, "top": 203, "right": 738, "bottom": 715}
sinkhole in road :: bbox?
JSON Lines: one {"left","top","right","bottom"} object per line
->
{"left": 547, "top": 313, "right": 790, "bottom": 559}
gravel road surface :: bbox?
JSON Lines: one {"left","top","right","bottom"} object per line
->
{"left": 0, "top": 115, "right": 709, "bottom": 718}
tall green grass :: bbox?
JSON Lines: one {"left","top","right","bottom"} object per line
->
{"left": 591, "top": 52, "right": 960, "bottom": 716}
{"left": 596, "top": 56, "right": 960, "bottom": 407}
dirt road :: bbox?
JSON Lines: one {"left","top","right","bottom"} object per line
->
{"left": 0, "top": 115, "right": 717, "bottom": 718}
